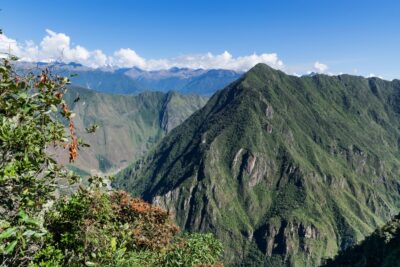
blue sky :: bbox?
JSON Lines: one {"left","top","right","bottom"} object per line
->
{"left": 1, "top": 0, "right": 399, "bottom": 79}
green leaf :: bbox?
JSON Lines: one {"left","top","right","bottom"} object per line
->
{"left": 18, "top": 211, "right": 40, "bottom": 226}
{"left": 111, "top": 237, "right": 117, "bottom": 252}
{"left": 17, "top": 210, "right": 28, "bottom": 221}
{"left": 0, "top": 83, "right": 11, "bottom": 87}
{"left": 50, "top": 104, "right": 58, "bottom": 112}
{"left": 0, "top": 227, "right": 17, "bottom": 239}
{"left": 85, "top": 261, "right": 96, "bottom": 266}
{"left": 4, "top": 240, "right": 17, "bottom": 254}
{"left": 18, "top": 92, "right": 28, "bottom": 99}
{"left": 33, "top": 232, "right": 47, "bottom": 238}
{"left": 22, "top": 230, "right": 36, "bottom": 237}
{"left": 25, "top": 218, "right": 40, "bottom": 226}
{"left": 0, "top": 220, "right": 11, "bottom": 229}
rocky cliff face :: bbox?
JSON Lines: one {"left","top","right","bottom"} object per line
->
{"left": 115, "top": 64, "right": 400, "bottom": 266}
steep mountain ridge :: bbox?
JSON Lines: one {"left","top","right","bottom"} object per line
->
{"left": 56, "top": 86, "right": 207, "bottom": 175}
{"left": 115, "top": 64, "right": 400, "bottom": 266}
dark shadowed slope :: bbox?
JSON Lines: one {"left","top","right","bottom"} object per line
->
{"left": 322, "top": 213, "right": 400, "bottom": 267}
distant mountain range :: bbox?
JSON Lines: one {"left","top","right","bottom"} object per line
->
{"left": 114, "top": 64, "right": 400, "bottom": 266}
{"left": 54, "top": 86, "right": 207, "bottom": 175}
{"left": 15, "top": 62, "right": 242, "bottom": 95}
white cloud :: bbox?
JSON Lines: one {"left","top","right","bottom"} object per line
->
{"left": 314, "top": 61, "right": 328, "bottom": 73}
{"left": 0, "top": 29, "right": 108, "bottom": 68}
{"left": 0, "top": 30, "right": 284, "bottom": 71}
{"left": 112, "top": 48, "right": 146, "bottom": 68}
{"left": 142, "top": 51, "right": 284, "bottom": 71}
{"left": 40, "top": 29, "right": 70, "bottom": 58}
{"left": 0, "top": 34, "right": 21, "bottom": 56}
{"left": 368, "top": 73, "right": 383, "bottom": 79}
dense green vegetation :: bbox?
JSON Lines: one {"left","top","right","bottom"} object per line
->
{"left": 59, "top": 86, "right": 207, "bottom": 175}
{"left": 0, "top": 55, "right": 222, "bottom": 266}
{"left": 115, "top": 63, "right": 400, "bottom": 266}
{"left": 40, "top": 190, "right": 223, "bottom": 266}
{"left": 322, "top": 213, "right": 400, "bottom": 267}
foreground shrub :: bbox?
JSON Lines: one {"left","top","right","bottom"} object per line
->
{"left": 0, "top": 55, "right": 79, "bottom": 266}
{"left": 42, "top": 190, "right": 222, "bottom": 266}
{"left": 0, "top": 51, "right": 223, "bottom": 266}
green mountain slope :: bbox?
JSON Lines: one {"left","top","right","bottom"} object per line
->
{"left": 114, "top": 64, "right": 400, "bottom": 266}
{"left": 56, "top": 87, "right": 207, "bottom": 174}
{"left": 322, "top": 213, "right": 400, "bottom": 267}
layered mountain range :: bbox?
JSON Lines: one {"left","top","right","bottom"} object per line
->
{"left": 55, "top": 86, "right": 207, "bottom": 175}
{"left": 114, "top": 64, "right": 400, "bottom": 266}
{"left": 15, "top": 62, "right": 241, "bottom": 95}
